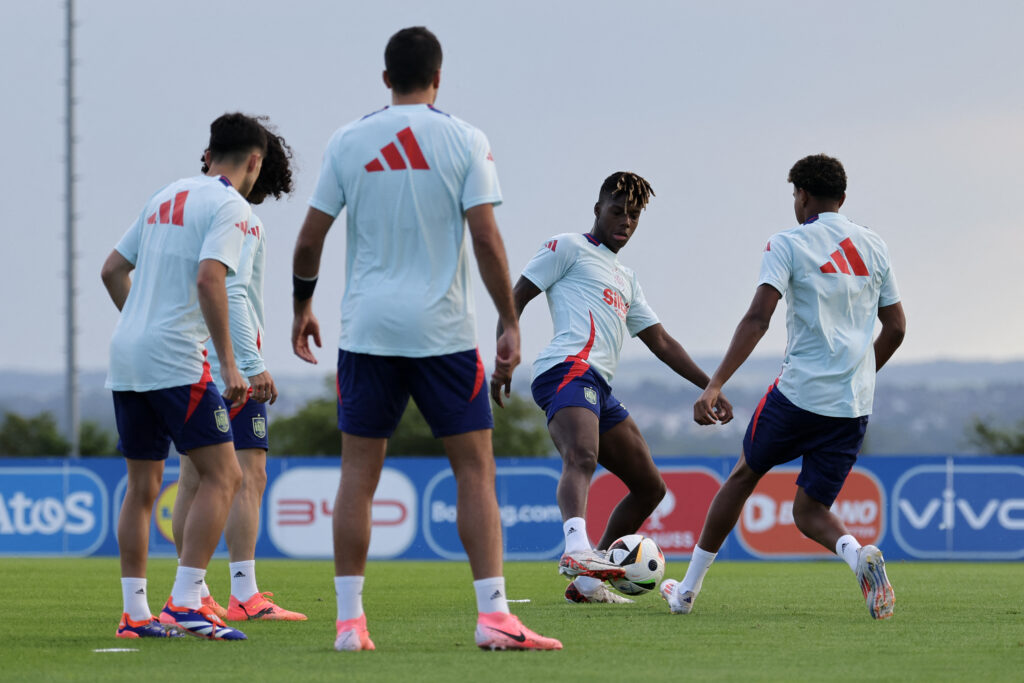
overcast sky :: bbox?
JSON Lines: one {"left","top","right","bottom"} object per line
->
{"left": 3, "top": 0, "right": 1022, "bottom": 383}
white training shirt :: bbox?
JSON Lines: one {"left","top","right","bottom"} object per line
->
{"left": 106, "top": 175, "right": 249, "bottom": 391}
{"left": 207, "top": 212, "right": 266, "bottom": 391}
{"left": 309, "top": 104, "right": 501, "bottom": 357}
{"left": 521, "top": 232, "right": 660, "bottom": 385}
{"left": 759, "top": 212, "right": 900, "bottom": 417}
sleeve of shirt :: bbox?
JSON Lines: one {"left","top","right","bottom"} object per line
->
{"left": 114, "top": 211, "right": 144, "bottom": 265}
{"left": 199, "top": 195, "right": 248, "bottom": 275}
{"left": 461, "top": 128, "right": 502, "bottom": 211}
{"left": 520, "top": 236, "right": 574, "bottom": 291}
{"left": 225, "top": 233, "right": 265, "bottom": 378}
{"left": 309, "top": 131, "right": 347, "bottom": 218}
{"left": 757, "top": 234, "right": 792, "bottom": 297}
{"left": 878, "top": 249, "right": 901, "bottom": 307}
{"left": 626, "top": 276, "right": 661, "bottom": 337}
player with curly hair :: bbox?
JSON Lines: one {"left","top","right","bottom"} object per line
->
{"left": 661, "top": 154, "right": 906, "bottom": 619}
{"left": 499, "top": 171, "right": 732, "bottom": 603}
{"left": 171, "top": 121, "right": 307, "bottom": 622}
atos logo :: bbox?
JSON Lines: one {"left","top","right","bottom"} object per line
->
{"left": 892, "top": 464, "right": 1024, "bottom": 559}
{"left": 0, "top": 467, "right": 108, "bottom": 556}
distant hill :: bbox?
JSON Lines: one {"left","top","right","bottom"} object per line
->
{"left": 1, "top": 358, "right": 1022, "bottom": 455}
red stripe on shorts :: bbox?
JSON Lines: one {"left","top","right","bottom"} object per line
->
{"left": 749, "top": 378, "right": 779, "bottom": 444}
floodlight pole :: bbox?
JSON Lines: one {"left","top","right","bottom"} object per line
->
{"left": 65, "top": 0, "right": 80, "bottom": 457}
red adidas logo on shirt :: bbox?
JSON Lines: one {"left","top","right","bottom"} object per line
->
{"left": 820, "top": 237, "right": 869, "bottom": 275}
{"left": 544, "top": 239, "right": 558, "bottom": 252}
{"left": 146, "top": 190, "right": 189, "bottom": 226}
{"left": 364, "top": 127, "right": 431, "bottom": 172}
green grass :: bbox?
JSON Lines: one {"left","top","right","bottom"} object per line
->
{"left": 0, "top": 558, "right": 1022, "bottom": 681}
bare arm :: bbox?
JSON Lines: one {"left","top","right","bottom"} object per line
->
{"left": 874, "top": 302, "right": 906, "bottom": 371}
{"left": 197, "top": 259, "right": 246, "bottom": 405}
{"left": 100, "top": 250, "right": 134, "bottom": 311}
{"left": 465, "top": 203, "right": 521, "bottom": 406}
{"left": 638, "top": 323, "right": 733, "bottom": 423}
{"left": 291, "top": 207, "right": 334, "bottom": 364}
{"left": 491, "top": 276, "right": 543, "bottom": 405}
{"left": 694, "top": 283, "right": 781, "bottom": 425}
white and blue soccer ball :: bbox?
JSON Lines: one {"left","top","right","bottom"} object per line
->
{"left": 607, "top": 534, "right": 666, "bottom": 596}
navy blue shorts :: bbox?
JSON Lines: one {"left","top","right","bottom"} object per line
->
{"left": 228, "top": 395, "right": 269, "bottom": 451}
{"left": 336, "top": 348, "right": 493, "bottom": 439}
{"left": 531, "top": 361, "right": 629, "bottom": 435}
{"left": 742, "top": 383, "right": 868, "bottom": 506}
{"left": 112, "top": 374, "right": 234, "bottom": 460}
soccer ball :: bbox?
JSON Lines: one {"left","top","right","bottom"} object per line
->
{"left": 606, "top": 534, "right": 665, "bottom": 596}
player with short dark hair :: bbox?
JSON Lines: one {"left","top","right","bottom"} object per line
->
{"left": 383, "top": 26, "right": 443, "bottom": 94}
{"left": 500, "top": 171, "right": 732, "bottom": 603}
{"left": 101, "top": 112, "right": 266, "bottom": 640}
{"left": 290, "top": 26, "right": 561, "bottom": 652}
{"left": 661, "top": 154, "right": 906, "bottom": 619}
{"left": 172, "top": 122, "right": 306, "bottom": 622}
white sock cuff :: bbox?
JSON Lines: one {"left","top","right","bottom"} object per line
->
{"left": 473, "top": 576, "right": 510, "bottom": 615}
{"left": 563, "top": 517, "right": 591, "bottom": 553}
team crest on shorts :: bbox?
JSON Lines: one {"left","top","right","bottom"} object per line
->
{"left": 252, "top": 416, "right": 267, "bottom": 439}
{"left": 584, "top": 387, "right": 598, "bottom": 405}
{"left": 214, "top": 407, "right": 230, "bottom": 433}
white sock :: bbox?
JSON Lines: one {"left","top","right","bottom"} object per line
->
{"left": 836, "top": 534, "right": 862, "bottom": 573}
{"left": 563, "top": 517, "right": 591, "bottom": 553}
{"left": 121, "top": 577, "right": 151, "bottom": 621}
{"left": 230, "top": 560, "right": 258, "bottom": 602}
{"left": 473, "top": 577, "right": 510, "bottom": 614}
{"left": 680, "top": 546, "right": 717, "bottom": 595}
{"left": 171, "top": 566, "right": 206, "bottom": 609}
{"left": 335, "top": 576, "right": 365, "bottom": 622}
{"left": 572, "top": 575, "right": 604, "bottom": 595}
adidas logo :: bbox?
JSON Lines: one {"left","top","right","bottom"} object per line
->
{"left": 841, "top": 542, "right": 850, "bottom": 553}
{"left": 819, "top": 237, "right": 869, "bottom": 275}
{"left": 364, "top": 127, "right": 430, "bottom": 172}
{"left": 544, "top": 239, "right": 558, "bottom": 252}
{"left": 489, "top": 590, "right": 503, "bottom": 600}
{"left": 233, "top": 571, "right": 246, "bottom": 578}
{"left": 146, "top": 190, "right": 189, "bottom": 226}
{"left": 134, "top": 588, "right": 145, "bottom": 595}
{"left": 193, "top": 579, "right": 204, "bottom": 585}
{"left": 567, "top": 526, "right": 577, "bottom": 534}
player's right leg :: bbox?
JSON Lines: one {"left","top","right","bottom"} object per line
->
{"left": 111, "top": 391, "right": 181, "bottom": 638}
{"left": 170, "top": 454, "right": 228, "bottom": 619}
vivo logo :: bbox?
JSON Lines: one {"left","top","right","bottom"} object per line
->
{"left": 892, "top": 464, "right": 1024, "bottom": 560}
{"left": 898, "top": 490, "right": 1024, "bottom": 531}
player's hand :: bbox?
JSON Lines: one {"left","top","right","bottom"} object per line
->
{"left": 221, "top": 364, "right": 249, "bottom": 409}
{"left": 694, "top": 385, "right": 725, "bottom": 425}
{"left": 248, "top": 370, "right": 278, "bottom": 405}
{"left": 490, "top": 326, "right": 521, "bottom": 408}
{"left": 292, "top": 307, "right": 322, "bottom": 365}
{"left": 713, "top": 393, "right": 734, "bottom": 424}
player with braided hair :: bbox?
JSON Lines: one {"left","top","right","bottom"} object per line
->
{"left": 497, "top": 171, "right": 732, "bottom": 603}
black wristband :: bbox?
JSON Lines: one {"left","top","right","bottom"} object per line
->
{"left": 293, "top": 274, "right": 318, "bottom": 301}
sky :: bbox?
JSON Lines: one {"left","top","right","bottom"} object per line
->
{"left": 2, "top": 0, "right": 1023, "bottom": 382}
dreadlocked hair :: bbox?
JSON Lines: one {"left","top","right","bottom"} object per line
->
{"left": 598, "top": 171, "right": 655, "bottom": 210}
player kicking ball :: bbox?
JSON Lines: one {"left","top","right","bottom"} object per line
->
{"left": 496, "top": 172, "right": 731, "bottom": 603}
{"left": 660, "top": 154, "right": 905, "bottom": 620}
{"left": 170, "top": 123, "right": 306, "bottom": 623}
{"left": 102, "top": 113, "right": 268, "bottom": 640}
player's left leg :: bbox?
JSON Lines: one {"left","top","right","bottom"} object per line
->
{"left": 170, "top": 455, "right": 228, "bottom": 618}
{"left": 592, "top": 416, "right": 666, "bottom": 549}
{"left": 224, "top": 446, "right": 306, "bottom": 621}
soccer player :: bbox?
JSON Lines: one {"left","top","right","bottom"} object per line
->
{"left": 660, "top": 154, "right": 906, "bottom": 620}
{"left": 290, "top": 26, "right": 561, "bottom": 651}
{"left": 101, "top": 112, "right": 266, "bottom": 640}
{"left": 170, "top": 123, "right": 306, "bottom": 622}
{"left": 500, "top": 172, "right": 732, "bottom": 604}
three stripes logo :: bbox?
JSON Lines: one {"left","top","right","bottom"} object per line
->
{"left": 544, "top": 239, "right": 558, "bottom": 252}
{"left": 820, "top": 237, "right": 869, "bottom": 276}
{"left": 365, "top": 127, "right": 430, "bottom": 173}
{"left": 146, "top": 190, "right": 189, "bottom": 226}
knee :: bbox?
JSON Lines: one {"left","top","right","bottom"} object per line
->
{"left": 241, "top": 463, "right": 268, "bottom": 497}
{"left": 792, "top": 495, "right": 824, "bottom": 534}
{"left": 561, "top": 446, "right": 598, "bottom": 475}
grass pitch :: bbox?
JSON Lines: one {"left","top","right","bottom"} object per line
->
{"left": 0, "top": 558, "right": 1021, "bottom": 681}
